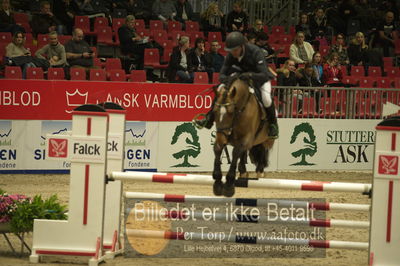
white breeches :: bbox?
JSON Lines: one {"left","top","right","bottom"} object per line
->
{"left": 260, "top": 81, "right": 272, "bottom": 108}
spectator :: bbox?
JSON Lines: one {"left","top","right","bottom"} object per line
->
{"left": 0, "top": 0, "right": 25, "bottom": 34}
{"left": 375, "top": 11, "right": 398, "bottom": 56}
{"left": 205, "top": 39, "right": 224, "bottom": 73}
{"left": 289, "top": 31, "right": 314, "bottom": 64}
{"left": 53, "top": 0, "right": 79, "bottom": 35}
{"left": 35, "top": 31, "right": 67, "bottom": 67}
{"left": 246, "top": 32, "right": 256, "bottom": 44}
{"left": 5, "top": 31, "right": 35, "bottom": 78}
{"left": 167, "top": 35, "right": 191, "bottom": 83}
{"left": 74, "top": 0, "right": 107, "bottom": 18}
{"left": 200, "top": 2, "right": 224, "bottom": 35}
{"left": 114, "top": 0, "right": 151, "bottom": 22}
{"left": 255, "top": 32, "right": 280, "bottom": 65}
{"left": 309, "top": 8, "right": 328, "bottom": 39}
{"left": 30, "top": 1, "right": 62, "bottom": 38}
{"left": 328, "top": 33, "right": 349, "bottom": 66}
{"left": 295, "top": 13, "right": 313, "bottom": 42}
{"left": 119, "top": 15, "right": 149, "bottom": 64}
{"left": 348, "top": 31, "right": 369, "bottom": 66}
{"left": 338, "top": 0, "right": 358, "bottom": 35}
{"left": 226, "top": 1, "right": 248, "bottom": 33}
{"left": 311, "top": 51, "right": 324, "bottom": 85}
{"left": 152, "top": 0, "right": 176, "bottom": 23}
{"left": 276, "top": 59, "right": 297, "bottom": 113}
{"left": 247, "top": 19, "right": 265, "bottom": 35}
{"left": 354, "top": 0, "right": 377, "bottom": 33}
{"left": 296, "top": 62, "right": 323, "bottom": 113}
{"left": 174, "top": 0, "right": 194, "bottom": 25}
{"left": 65, "top": 28, "right": 95, "bottom": 71}
{"left": 188, "top": 37, "right": 213, "bottom": 81}
{"left": 323, "top": 52, "right": 343, "bottom": 86}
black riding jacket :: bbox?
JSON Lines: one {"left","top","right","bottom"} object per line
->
{"left": 219, "top": 43, "right": 274, "bottom": 89}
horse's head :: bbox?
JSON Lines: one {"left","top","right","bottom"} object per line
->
{"left": 213, "top": 77, "right": 250, "bottom": 139}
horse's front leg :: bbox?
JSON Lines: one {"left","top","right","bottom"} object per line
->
{"left": 224, "top": 145, "right": 245, "bottom": 197}
{"left": 238, "top": 151, "right": 248, "bottom": 178}
{"left": 212, "top": 142, "right": 225, "bottom": 196}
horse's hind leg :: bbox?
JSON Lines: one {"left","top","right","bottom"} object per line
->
{"left": 254, "top": 145, "right": 266, "bottom": 178}
{"left": 238, "top": 151, "right": 249, "bottom": 178}
{"left": 224, "top": 145, "right": 245, "bottom": 197}
{"left": 212, "top": 143, "right": 225, "bottom": 196}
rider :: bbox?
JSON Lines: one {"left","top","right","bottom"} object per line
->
{"left": 193, "top": 31, "right": 279, "bottom": 138}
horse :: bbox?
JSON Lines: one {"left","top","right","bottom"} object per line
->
{"left": 212, "top": 75, "right": 276, "bottom": 197}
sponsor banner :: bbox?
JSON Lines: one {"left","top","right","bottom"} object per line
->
{"left": 0, "top": 80, "right": 212, "bottom": 121}
{"left": 124, "top": 122, "right": 158, "bottom": 170}
{"left": 278, "top": 119, "right": 377, "bottom": 170}
{"left": 157, "top": 122, "right": 278, "bottom": 172}
{"left": 0, "top": 120, "right": 20, "bottom": 171}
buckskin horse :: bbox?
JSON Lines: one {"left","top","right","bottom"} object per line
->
{"left": 212, "top": 74, "right": 275, "bottom": 197}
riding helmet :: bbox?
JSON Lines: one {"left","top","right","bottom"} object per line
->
{"left": 224, "top": 31, "right": 246, "bottom": 51}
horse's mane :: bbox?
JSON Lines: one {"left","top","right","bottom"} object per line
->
{"left": 225, "top": 73, "right": 252, "bottom": 91}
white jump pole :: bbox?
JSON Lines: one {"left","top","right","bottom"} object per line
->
{"left": 126, "top": 229, "right": 369, "bottom": 250}
{"left": 126, "top": 208, "right": 369, "bottom": 229}
{"left": 124, "top": 191, "right": 371, "bottom": 212}
{"left": 369, "top": 117, "right": 400, "bottom": 266}
{"left": 111, "top": 171, "right": 372, "bottom": 194}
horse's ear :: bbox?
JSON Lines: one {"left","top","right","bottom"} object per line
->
{"left": 229, "top": 86, "right": 237, "bottom": 98}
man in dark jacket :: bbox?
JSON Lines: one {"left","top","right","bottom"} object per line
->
{"left": 194, "top": 31, "right": 278, "bottom": 138}
{"left": 30, "top": 1, "right": 61, "bottom": 37}
{"left": 205, "top": 40, "right": 224, "bottom": 73}
{"left": 174, "top": 0, "right": 194, "bottom": 24}
{"left": 226, "top": 1, "right": 248, "bottom": 33}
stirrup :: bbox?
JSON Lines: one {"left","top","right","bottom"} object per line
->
{"left": 192, "top": 113, "right": 207, "bottom": 129}
{"left": 268, "top": 124, "right": 279, "bottom": 139}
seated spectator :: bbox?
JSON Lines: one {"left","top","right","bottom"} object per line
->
{"left": 295, "top": 13, "right": 313, "bottom": 42}
{"left": 296, "top": 62, "right": 323, "bottom": 113}
{"left": 328, "top": 33, "right": 349, "bottom": 66}
{"left": 114, "top": 0, "right": 151, "bottom": 23}
{"left": 118, "top": 15, "right": 157, "bottom": 73}
{"left": 200, "top": 2, "right": 224, "bottom": 36}
{"left": 188, "top": 37, "right": 213, "bottom": 81}
{"left": 174, "top": 0, "right": 194, "bottom": 25}
{"left": 0, "top": 0, "right": 25, "bottom": 34}
{"left": 30, "top": 1, "right": 62, "bottom": 38}
{"left": 348, "top": 31, "right": 369, "bottom": 66}
{"left": 323, "top": 52, "right": 343, "bottom": 87}
{"left": 309, "top": 8, "right": 328, "bottom": 39}
{"left": 255, "top": 32, "right": 280, "bottom": 65}
{"left": 205, "top": 39, "right": 224, "bottom": 73}
{"left": 5, "top": 31, "right": 35, "bottom": 78}
{"left": 338, "top": 0, "right": 357, "bottom": 35}
{"left": 167, "top": 35, "right": 191, "bottom": 83}
{"left": 65, "top": 28, "right": 95, "bottom": 72}
{"left": 152, "top": 0, "right": 176, "bottom": 23}
{"left": 311, "top": 51, "right": 324, "bottom": 85}
{"left": 375, "top": 11, "right": 398, "bottom": 57}
{"left": 246, "top": 32, "right": 256, "bottom": 44}
{"left": 276, "top": 59, "right": 297, "bottom": 110}
{"left": 226, "top": 1, "right": 248, "bottom": 33}
{"left": 35, "top": 31, "right": 67, "bottom": 68}
{"left": 53, "top": 0, "right": 79, "bottom": 35}
{"left": 74, "top": 0, "right": 107, "bottom": 18}
{"left": 289, "top": 31, "right": 314, "bottom": 64}
{"left": 354, "top": 0, "right": 377, "bottom": 33}
{"left": 247, "top": 19, "right": 265, "bottom": 35}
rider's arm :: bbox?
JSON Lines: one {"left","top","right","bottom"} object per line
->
{"left": 219, "top": 54, "right": 232, "bottom": 84}
{"left": 250, "top": 49, "right": 274, "bottom": 82}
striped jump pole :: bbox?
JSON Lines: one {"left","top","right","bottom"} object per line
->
{"left": 111, "top": 171, "right": 372, "bottom": 194}
{"left": 124, "top": 192, "right": 371, "bottom": 212}
{"left": 125, "top": 229, "right": 369, "bottom": 250}
{"left": 126, "top": 209, "right": 369, "bottom": 229}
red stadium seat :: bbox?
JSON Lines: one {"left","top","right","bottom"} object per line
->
{"left": 150, "top": 20, "right": 164, "bottom": 31}
{"left": 14, "top": 12, "right": 29, "bottom": 23}
{"left": 271, "top": 25, "right": 285, "bottom": 35}
{"left": 5, "top": 66, "right": 22, "bottom": 79}
{"left": 350, "top": 66, "right": 365, "bottom": 77}
{"left": 368, "top": 66, "right": 382, "bottom": 77}
{"left": 359, "top": 77, "right": 376, "bottom": 88}
{"left": 94, "top": 17, "right": 109, "bottom": 30}
{"left": 168, "top": 21, "right": 182, "bottom": 32}
{"left": 193, "top": 72, "right": 209, "bottom": 84}
{"left": 70, "top": 67, "right": 86, "bottom": 80}
{"left": 105, "top": 58, "right": 122, "bottom": 71}
{"left": 129, "top": 70, "right": 146, "bottom": 82}
{"left": 112, "top": 18, "right": 125, "bottom": 33}
{"left": 385, "top": 66, "right": 400, "bottom": 78}
{"left": 89, "top": 68, "right": 107, "bottom": 81}
{"left": 212, "top": 72, "right": 220, "bottom": 84}
{"left": 47, "top": 68, "right": 65, "bottom": 80}
{"left": 108, "top": 69, "right": 126, "bottom": 81}
{"left": 186, "top": 21, "right": 199, "bottom": 32}
{"left": 134, "top": 19, "right": 145, "bottom": 30}
{"left": 0, "top": 32, "right": 12, "bottom": 43}
{"left": 207, "top": 32, "right": 222, "bottom": 42}
{"left": 26, "top": 67, "right": 44, "bottom": 79}
{"left": 74, "top": 16, "right": 92, "bottom": 35}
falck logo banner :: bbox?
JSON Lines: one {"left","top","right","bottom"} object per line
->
{"left": 378, "top": 155, "right": 398, "bottom": 175}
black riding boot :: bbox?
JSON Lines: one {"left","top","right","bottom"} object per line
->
{"left": 265, "top": 102, "right": 279, "bottom": 138}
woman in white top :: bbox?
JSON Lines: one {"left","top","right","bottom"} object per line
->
{"left": 289, "top": 31, "right": 315, "bottom": 64}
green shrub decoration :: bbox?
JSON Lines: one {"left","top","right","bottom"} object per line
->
{"left": 9, "top": 194, "right": 67, "bottom": 233}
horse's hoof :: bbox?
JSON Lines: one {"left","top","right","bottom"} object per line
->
{"left": 223, "top": 183, "right": 235, "bottom": 197}
{"left": 213, "top": 180, "right": 223, "bottom": 196}
{"left": 256, "top": 172, "right": 265, "bottom": 178}
{"left": 239, "top": 172, "right": 249, "bottom": 178}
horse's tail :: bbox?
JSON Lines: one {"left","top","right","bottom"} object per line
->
{"left": 249, "top": 144, "right": 269, "bottom": 168}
